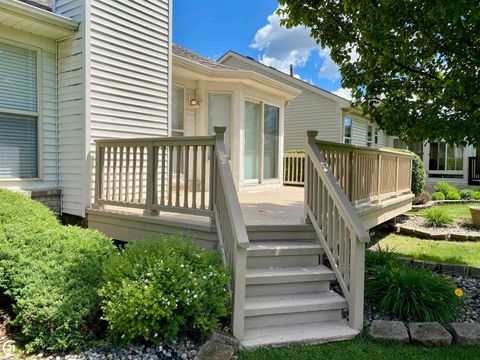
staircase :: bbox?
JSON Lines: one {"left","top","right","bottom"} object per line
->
{"left": 241, "top": 225, "right": 359, "bottom": 348}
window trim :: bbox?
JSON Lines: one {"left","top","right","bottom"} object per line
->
{"left": 428, "top": 141, "right": 465, "bottom": 174}
{"left": 0, "top": 38, "right": 43, "bottom": 182}
{"left": 171, "top": 84, "right": 185, "bottom": 136}
{"left": 366, "top": 125, "right": 373, "bottom": 147}
{"left": 343, "top": 117, "right": 352, "bottom": 144}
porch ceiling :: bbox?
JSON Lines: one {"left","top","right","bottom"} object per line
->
{"left": 0, "top": 0, "right": 79, "bottom": 40}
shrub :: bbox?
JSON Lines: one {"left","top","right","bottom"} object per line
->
{"left": 366, "top": 250, "right": 464, "bottom": 323}
{"left": 389, "top": 149, "right": 426, "bottom": 196}
{"left": 0, "top": 190, "right": 115, "bottom": 353}
{"left": 431, "top": 192, "right": 446, "bottom": 201}
{"left": 434, "top": 181, "right": 458, "bottom": 197}
{"left": 473, "top": 191, "right": 480, "bottom": 200}
{"left": 412, "top": 193, "right": 430, "bottom": 205}
{"left": 446, "top": 191, "right": 461, "bottom": 200}
{"left": 424, "top": 207, "right": 454, "bottom": 227}
{"left": 99, "top": 236, "right": 230, "bottom": 347}
{"left": 459, "top": 189, "right": 474, "bottom": 200}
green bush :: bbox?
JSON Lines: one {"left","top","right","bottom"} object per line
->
{"left": 459, "top": 189, "right": 474, "bottom": 200}
{"left": 366, "top": 250, "right": 464, "bottom": 323}
{"left": 99, "top": 236, "right": 230, "bottom": 347}
{"left": 473, "top": 191, "right": 480, "bottom": 200}
{"left": 431, "top": 192, "right": 446, "bottom": 201}
{"left": 424, "top": 207, "right": 454, "bottom": 227}
{"left": 446, "top": 191, "right": 461, "bottom": 200}
{"left": 389, "top": 149, "right": 426, "bottom": 196}
{"left": 0, "top": 190, "right": 115, "bottom": 353}
{"left": 434, "top": 182, "right": 458, "bottom": 197}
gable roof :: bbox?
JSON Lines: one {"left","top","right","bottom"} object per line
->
{"left": 173, "top": 44, "right": 237, "bottom": 71}
{"left": 18, "top": 0, "right": 52, "bottom": 11}
{"left": 218, "top": 50, "right": 351, "bottom": 109}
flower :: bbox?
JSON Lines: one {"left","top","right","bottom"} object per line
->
{"left": 455, "top": 288, "right": 464, "bottom": 297}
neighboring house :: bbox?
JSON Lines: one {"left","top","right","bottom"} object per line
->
{"left": 218, "top": 51, "right": 394, "bottom": 151}
{"left": 172, "top": 44, "right": 300, "bottom": 190}
{"left": 0, "top": 0, "right": 172, "bottom": 218}
{"left": 393, "top": 139, "right": 478, "bottom": 187}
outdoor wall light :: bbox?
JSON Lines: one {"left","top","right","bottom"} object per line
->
{"left": 189, "top": 98, "right": 200, "bottom": 107}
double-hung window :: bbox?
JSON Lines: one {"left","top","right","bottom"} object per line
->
{"left": 366, "top": 125, "right": 373, "bottom": 147}
{"left": 343, "top": 117, "right": 352, "bottom": 144}
{"left": 0, "top": 42, "right": 38, "bottom": 179}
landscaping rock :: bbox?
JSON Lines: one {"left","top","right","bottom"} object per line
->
{"left": 409, "top": 322, "right": 452, "bottom": 347}
{"left": 370, "top": 320, "right": 410, "bottom": 343}
{"left": 470, "top": 267, "right": 480, "bottom": 279}
{"left": 450, "top": 322, "right": 480, "bottom": 345}
{"left": 195, "top": 341, "right": 234, "bottom": 360}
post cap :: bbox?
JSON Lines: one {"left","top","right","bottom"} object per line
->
{"left": 307, "top": 130, "right": 318, "bottom": 143}
{"left": 214, "top": 126, "right": 227, "bottom": 134}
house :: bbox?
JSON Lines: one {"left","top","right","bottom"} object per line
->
{"left": 218, "top": 51, "right": 394, "bottom": 151}
{"left": 0, "top": 0, "right": 414, "bottom": 348}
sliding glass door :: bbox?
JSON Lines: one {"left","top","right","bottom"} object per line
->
{"left": 244, "top": 101, "right": 280, "bottom": 183}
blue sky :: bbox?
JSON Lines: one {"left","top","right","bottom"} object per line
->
{"left": 173, "top": 0, "right": 350, "bottom": 99}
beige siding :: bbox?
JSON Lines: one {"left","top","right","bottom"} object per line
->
{"left": 56, "top": 0, "right": 87, "bottom": 216}
{"left": 349, "top": 114, "right": 394, "bottom": 148}
{"left": 222, "top": 56, "right": 342, "bottom": 150}
{"left": 89, "top": 0, "right": 170, "bottom": 140}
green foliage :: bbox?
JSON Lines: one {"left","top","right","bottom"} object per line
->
{"left": 473, "top": 191, "right": 480, "bottom": 200}
{"left": 424, "top": 207, "right": 454, "bottom": 227}
{"left": 99, "top": 236, "right": 230, "bottom": 347}
{"left": 0, "top": 190, "right": 115, "bottom": 353}
{"left": 366, "top": 250, "right": 464, "bottom": 323}
{"left": 388, "top": 149, "right": 426, "bottom": 196}
{"left": 431, "top": 192, "right": 446, "bottom": 201}
{"left": 285, "top": 149, "right": 305, "bottom": 154}
{"left": 459, "top": 189, "right": 474, "bottom": 200}
{"left": 278, "top": 1, "right": 480, "bottom": 146}
{"left": 434, "top": 182, "right": 458, "bottom": 197}
{"left": 446, "top": 191, "right": 461, "bottom": 200}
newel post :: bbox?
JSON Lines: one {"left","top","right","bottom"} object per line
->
{"left": 214, "top": 126, "right": 226, "bottom": 142}
{"left": 94, "top": 141, "right": 104, "bottom": 209}
{"left": 304, "top": 131, "right": 318, "bottom": 224}
{"left": 144, "top": 142, "right": 159, "bottom": 216}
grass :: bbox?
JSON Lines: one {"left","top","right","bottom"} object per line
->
{"left": 407, "top": 203, "right": 475, "bottom": 219}
{"left": 374, "top": 234, "right": 480, "bottom": 267}
{"left": 238, "top": 338, "right": 480, "bottom": 360}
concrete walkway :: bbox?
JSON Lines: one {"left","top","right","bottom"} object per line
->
{"left": 238, "top": 186, "right": 304, "bottom": 226}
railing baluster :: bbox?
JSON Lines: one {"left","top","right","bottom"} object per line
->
{"left": 132, "top": 146, "right": 137, "bottom": 203}
{"left": 106, "top": 147, "right": 111, "bottom": 200}
{"left": 118, "top": 146, "right": 123, "bottom": 202}
{"left": 184, "top": 145, "right": 190, "bottom": 208}
{"left": 139, "top": 146, "right": 144, "bottom": 203}
{"left": 168, "top": 146, "right": 173, "bottom": 207}
{"left": 160, "top": 146, "right": 166, "bottom": 207}
{"left": 192, "top": 145, "right": 198, "bottom": 208}
{"left": 176, "top": 146, "right": 181, "bottom": 207}
{"left": 201, "top": 145, "right": 206, "bottom": 210}
{"left": 125, "top": 147, "right": 130, "bottom": 202}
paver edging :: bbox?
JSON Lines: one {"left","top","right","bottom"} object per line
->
{"left": 397, "top": 257, "right": 476, "bottom": 277}
{"left": 396, "top": 224, "right": 478, "bottom": 242}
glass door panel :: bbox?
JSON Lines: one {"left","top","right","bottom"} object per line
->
{"left": 263, "top": 105, "right": 279, "bottom": 179}
{"left": 244, "top": 101, "right": 261, "bottom": 180}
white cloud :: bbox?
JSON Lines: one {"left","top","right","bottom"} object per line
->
{"left": 318, "top": 48, "right": 340, "bottom": 80}
{"left": 333, "top": 87, "right": 353, "bottom": 101}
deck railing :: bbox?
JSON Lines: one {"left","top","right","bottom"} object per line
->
{"left": 94, "top": 136, "right": 216, "bottom": 216}
{"left": 304, "top": 131, "right": 370, "bottom": 330}
{"left": 284, "top": 142, "right": 413, "bottom": 204}
{"left": 212, "top": 127, "right": 249, "bottom": 340}
{"left": 469, "top": 157, "right": 480, "bottom": 186}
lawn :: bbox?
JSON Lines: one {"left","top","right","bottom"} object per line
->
{"left": 374, "top": 234, "right": 480, "bottom": 267}
{"left": 238, "top": 338, "right": 480, "bottom": 360}
{"left": 407, "top": 203, "right": 474, "bottom": 219}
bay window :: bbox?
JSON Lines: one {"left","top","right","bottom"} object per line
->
{"left": 0, "top": 42, "right": 38, "bottom": 179}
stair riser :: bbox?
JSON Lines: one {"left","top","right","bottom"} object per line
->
{"left": 247, "top": 254, "right": 320, "bottom": 269}
{"left": 246, "top": 281, "right": 330, "bottom": 297}
{"left": 247, "top": 231, "right": 317, "bottom": 241}
{"left": 245, "top": 309, "right": 342, "bottom": 330}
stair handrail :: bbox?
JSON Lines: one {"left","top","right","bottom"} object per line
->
{"left": 304, "top": 130, "right": 370, "bottom": 331}
{"left": 212, "top": 127, "right": 249, "bottom": 341}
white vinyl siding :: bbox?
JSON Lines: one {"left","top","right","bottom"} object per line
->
{"left": 89, "top": 0, "right": 170, "bottom": 140}
{"left": 222, "top": 56, "right": 343, "bottom": 150}
{"left": 348, "top": 114, "right": 393, "bottom": 148}
{"left": 56, "top": 0, "right": 87, "bottom": 216}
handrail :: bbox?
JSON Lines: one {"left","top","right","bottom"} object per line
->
{"left": 316, "top": 139, "right": 412, "bottom": 158}
{"left": 304, "top": 130, "right": 369, "bottom": 330}
{"left": 212, "top": 127, "right": 249, "bottom": 340}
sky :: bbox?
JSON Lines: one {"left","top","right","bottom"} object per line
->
{"left": 172, "top": 0, "right": 350, "bottom": 100}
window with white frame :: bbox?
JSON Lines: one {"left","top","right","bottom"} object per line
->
{"left": 366, "top": 125, "right": 373, "bottom": 147}
{"left": 172, "top": 86, "right": 184, "bottom": 136}
{"left": 374, "top": 127, "right": 379, "bottom": 145}
{"left": 429, "top": 141, "right": 464, "bottom": 173}
{"left": 343, "top": 117, "right": 352, "bottom": 144}
{"left": 0, "top": 42, "right": 38, "bottom": 179}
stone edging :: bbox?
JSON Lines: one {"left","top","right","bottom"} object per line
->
{"left": 412, "top": 200, "right": 480, "bottom": 211}
{"left": 398, "top": 256, "right": 480, "bottom": 278}
{"left": 396, "top": 224, "right": 480, "bottom": 242}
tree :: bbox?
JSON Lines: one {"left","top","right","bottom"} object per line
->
{"left": 278, "top": 0, "right": 480, "bottom": 146}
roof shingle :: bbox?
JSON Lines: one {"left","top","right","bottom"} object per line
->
{"left": 173, "top": 44, "right": 237, "bottom": 71}
{"left": 18, "top": 0, "right": 53, "bottom": 11}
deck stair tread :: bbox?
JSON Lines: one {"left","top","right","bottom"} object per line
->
{"left": 246, "top": 265, "right": 334, "bottom": 284}
{"left": 247, "top": 241, "right": 321, "bottom": 256}
{"left": 245, "top": 291, "right": 347, "bottom": 316}
{"left": 241, "top": 320, "right": 359, "bottom": 348}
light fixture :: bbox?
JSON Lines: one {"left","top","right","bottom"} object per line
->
{"left": 189, "top": 98, "right": 200, "bottom": 106}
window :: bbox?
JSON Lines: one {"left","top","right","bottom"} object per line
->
{"left": 374, "top": 127, "right": 379, "bottom": 145}
{"left": 366, "top": 125, "right": 373, "bottom": 147}
{"left": 0, "top": 42, "right": 38, "bottom": 179}
{"left": 343, "top": 117, "right": 352, "bottom": 144}
{"left": 172, "top": 86, "right": 184, "bottom": 136}
{"left": 208, "top": 93, "right": 232, "bottom": 158}
{"left": 429, "top": 142, "right": 464, "bottom": 172}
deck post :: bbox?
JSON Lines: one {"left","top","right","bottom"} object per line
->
{"left": 93, "top": 142, "right": 105, "bottom": 209}
{"left": 349, "top": 234, "right": 365, "bottom": 330}
{"left": 144, "top": 142, "right": 159, "bottom": 216}
{"left": 304, "top": 131, "right": 318, "bottom": 224}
